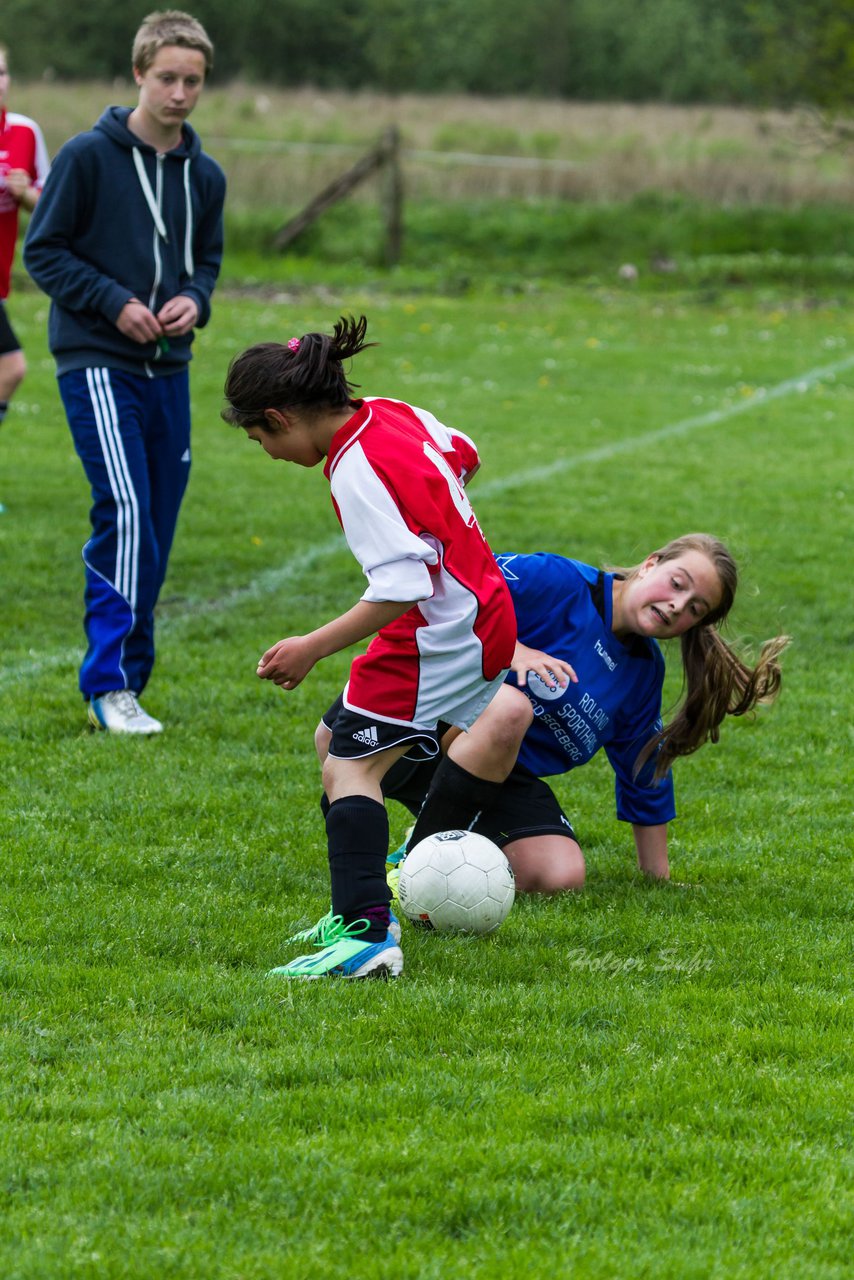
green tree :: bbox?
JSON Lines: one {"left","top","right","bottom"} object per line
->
{"left": 8, "top": 0, "right": 851, "bottom": 111}
{"left": 564, "top": 0, "right": 754, "bottom": 102}
{"left": 745, "top": 0, "right": 854, "bottom": 108}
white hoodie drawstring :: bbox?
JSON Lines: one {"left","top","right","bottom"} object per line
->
{"left": 132, "top": 148, "right": 167, "bottom": 239}
{"left": 183, "top": 158, "right": 194, "bottom": 275}
{"left": 132, "top": 148, "right": 194, "bottom": 275}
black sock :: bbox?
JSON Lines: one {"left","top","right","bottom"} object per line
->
{"left": 0, "top": 401, "right": 8, "bottom": 425}
{"left": 326, "top": 796, "right": 391, "bottom": 942}
{"left": 406, "top": 756, "right": 503, "bottom": 851}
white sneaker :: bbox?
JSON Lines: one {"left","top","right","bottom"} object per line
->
{"left": 88, "top": 690, "right": 163, "bottom": 735}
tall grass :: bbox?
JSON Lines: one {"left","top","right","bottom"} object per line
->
{"left": 205, "top": 195, "right": 854, "bottom": 295}
{"left": 11, "top": 80, "right": 854, "bottom": 206}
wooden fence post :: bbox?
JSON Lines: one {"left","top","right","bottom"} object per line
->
{"left": 273, "top": 126, "right": 404, "bottom": 262}
{"left": 381, "top": 126, "right": 403, "bottom": 267}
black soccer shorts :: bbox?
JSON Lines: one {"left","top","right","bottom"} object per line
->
{"left": 321, "top": 692, "right": 441, "bottom": 764}
{"left": 387, "top": 755, "right": 577, "bottom": 849}
{"left": 323, "top": 698, "right": 577, "bottom": 852}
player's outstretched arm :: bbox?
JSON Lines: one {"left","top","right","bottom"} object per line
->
{"left": 257, "top": 598, "right": 417, "bottom": 690}
{"left": 632, "top": 823, "right": 670, "bottom": 880}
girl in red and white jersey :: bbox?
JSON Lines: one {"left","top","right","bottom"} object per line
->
{"left": 222, "top": 315, "right": 526, "bottom": 979}
{"left": 0, "top": 43, "right": 49, "bottom": 469}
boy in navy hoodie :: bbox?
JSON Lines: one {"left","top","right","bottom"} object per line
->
{"left": 24, "top": 10, "right": 225, "bottom": 734}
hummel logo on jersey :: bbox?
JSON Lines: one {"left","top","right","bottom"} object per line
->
{"left": 353, "top": 725, "right": 380, "bottom": 746}
{"left": 594, "top": 639, "right": 617, "bottom": 670}
{"left": 495, "top": 554, "right": 520, "bottom": 581}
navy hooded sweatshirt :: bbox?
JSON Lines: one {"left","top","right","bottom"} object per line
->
{"left": 24, "top": 106, "right": 226, "bottom": 378}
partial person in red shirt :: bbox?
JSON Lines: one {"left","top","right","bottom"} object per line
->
{"left": 222, "top": 315, "right": 527, "bottom": 980}
{"left": 0, "top": 42, "right": 49, "bottom": 494}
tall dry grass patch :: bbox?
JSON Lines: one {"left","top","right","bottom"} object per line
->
{"left": 14, "top": 80, "right": 854, "bottom": 208}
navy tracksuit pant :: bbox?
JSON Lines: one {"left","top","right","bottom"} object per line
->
{"left": 59, "top": 366, "right": 191, "bottom": 700}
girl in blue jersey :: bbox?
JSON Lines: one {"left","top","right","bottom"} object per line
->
{"left": 322, "top": 533, "right": 788, "bottom": 892}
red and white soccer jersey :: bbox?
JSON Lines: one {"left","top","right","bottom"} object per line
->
{"left": 0, "top": 109, "right": 50, "bottom": 299}
{"left": 324, "top": 397, "right": 516, "bottom": 730}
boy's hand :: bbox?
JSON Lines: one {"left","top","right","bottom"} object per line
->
{"left": 257, "top": 635, "right": 317, "bottom": 690}
{"left": 116, "top": 300, "right": 164, "bottom": 344}
{"left": 158, "top": 294, "right": 199, "bottom": 336}
{"left": 510, "top": 642, "right": 577, "bottom": 689}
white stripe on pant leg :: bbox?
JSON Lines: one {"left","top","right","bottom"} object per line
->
{"left": 87, "top": 369, "right": 140, "bottom": 609}
{"left": 97, "top": 369, "right": 141, "bottom": 610}
{"left": 86, "top": 368, "right": 132, "bottom": 601}
{"left": 92, "top": 368, "right": 139, "bottom": 607}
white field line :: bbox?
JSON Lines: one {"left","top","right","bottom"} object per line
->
{"left": 2, "top": 351, "right": 851, "bottom": 691}
{"left": 475, "top": 352, "right": 854, "bottom": 498}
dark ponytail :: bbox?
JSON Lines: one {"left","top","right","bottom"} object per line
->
{"left": 646, "top": 626, "right": 789, "bottom": 778}
{"left": 222, "top": 315, "right": 376, "bottom": 428}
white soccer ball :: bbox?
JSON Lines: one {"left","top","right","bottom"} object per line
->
{"left": 397, "top": 830, "right": 515, "bottom": 934}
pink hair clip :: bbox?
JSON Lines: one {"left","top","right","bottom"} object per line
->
{"left": 287, "top": 337, "right": 301, "bottom": 352}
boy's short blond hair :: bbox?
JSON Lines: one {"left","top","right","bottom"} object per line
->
{"left": 132, "top": 10, "right": 214, "bottom": 74}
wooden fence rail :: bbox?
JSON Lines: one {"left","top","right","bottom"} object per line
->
{"left": 272, "top": 125, "right": 403, "bottom": 264}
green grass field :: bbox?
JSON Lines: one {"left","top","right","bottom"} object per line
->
{"left": 1, "top": 274, "right": 852, "bottom": 1278}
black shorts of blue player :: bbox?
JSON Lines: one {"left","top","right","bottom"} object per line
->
{"left": 321, "top": 694, "right": 576, "bottom": 850}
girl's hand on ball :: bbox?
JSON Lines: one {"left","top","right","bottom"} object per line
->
{"left": 510, "top": 642, "right": 577, "bottom": 689}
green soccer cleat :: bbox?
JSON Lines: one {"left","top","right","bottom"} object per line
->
{"left": 386, "top": 861, "right": 403, "bottom": 904}
{"left": 387, "top": 825, "right": 414, "bottom": 865}
{"left": 386, "top": 826, "right": 412, "bottom": 905}
{"left": 268, "top": 917, "right": 403, "bottom": 980}
{"left": 287, "top": 909, "right": 341, "bottom": 946}
{"left": 288, "top": 908, "right": 402, "bottom": 946}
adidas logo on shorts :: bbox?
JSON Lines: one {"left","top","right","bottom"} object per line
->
{"left": 352, "top": 725, "right": 380, "bottom": 746}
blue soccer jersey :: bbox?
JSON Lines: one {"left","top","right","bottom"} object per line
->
{"left": 497, "top": 553, "right": 676, "bottom": 826}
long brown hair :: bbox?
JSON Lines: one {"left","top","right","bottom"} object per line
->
{"left": 625, "top": 534, "right": 789, "bottom": 778}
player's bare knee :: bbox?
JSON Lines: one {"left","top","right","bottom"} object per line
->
{"left": 518, "top": 845, "right": 586, "bottom": 894}
{"left": 506, "top": 691, "right": 534, "bottom": 735}
{"left": 0, "top": 351, "right": 26, "bottom": 398}
{"left": 555, "top": 844, "right": 586, "bottom": 891}
{"left": 495, "top": 722, "right": 532, "bottom": 763}
{"left": 532, "top": 863, "right": 585, "bottom": 893}
{"left": 486, "top": 686, "right": 533, "bottom": 751}
{"left": 554, "top": 860, "right": 586, "bottom": 892}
